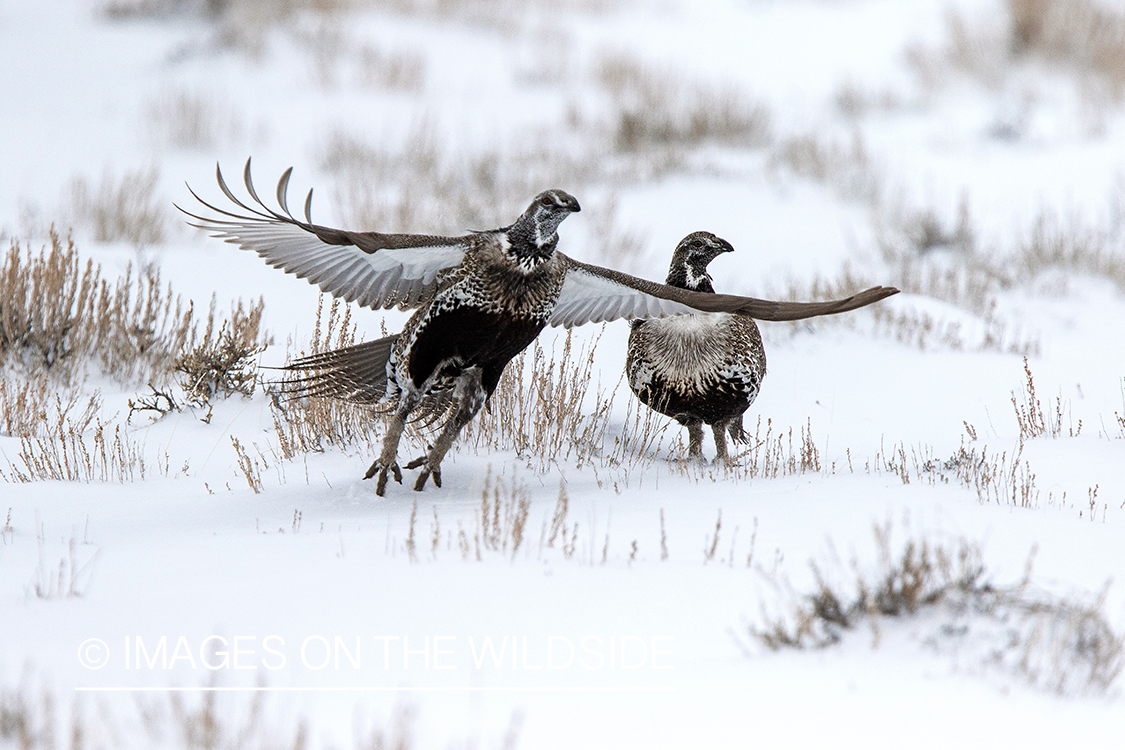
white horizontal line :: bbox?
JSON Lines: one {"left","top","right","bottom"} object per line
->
{"left": 75, "top": 686, "right": 674, "bottom": 693}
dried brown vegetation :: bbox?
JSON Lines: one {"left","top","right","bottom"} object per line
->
{"left": 594, "top": 53, "right": 772, "bottom": 153}
{"left": 748, "top": 527, "right": 1123, "bottom": 696}
{"left": 1, "top": 234, "right": 268, "bottom": 392}
{"left": 909, "top": 0, "right": 1125, "bottom": 98}
{"left": 175, "top": 298, "right": 266, "bottom": 407}
{"left": 1010, "top": 356, "right": 1079, "bottom": 441}
{"left": 1, "top": 232, "right": 194, "bottom": 386}
{"left": 772, "top": 191, "right": 1125, "bottom": 356}
{"left": 0, "top": 393, "right": 149, "bottom": 483}
{"left": 318, "top": 124, "right": 601, "bottom": 237}
{"left": 67, "top": 167, "right": 167, "bottom": 245}
{"left": 146, "top": 87, "right": 244, "bottom": 150}
{"left": 0, "top": 235, "right": 269, "bottom": 483}
{"left": 769, "top": 132, "right": 882, "bottom": 204}
{"left": 0, "top": 377, "right": 51, "bottom": 438}
{"left": 0, "top": 680, "right": 425, "bottom": 750}
{"left": 270, "top": 297, "right": 395, "bottom": 459}
{"left": 463, "top": 329, "right": 622, "bottom": 469}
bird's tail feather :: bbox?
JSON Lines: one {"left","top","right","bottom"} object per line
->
{"left": 280, "top": 336, "right": 398, "bottom": 405}
{"left": 278, "top": 335, "right": 456, "bottom": 428}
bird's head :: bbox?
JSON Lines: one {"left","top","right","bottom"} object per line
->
{"left": 666, "top": 231, "right": 734, "bottom": 292}
{"left": 506, "top": 189, "right": 581, "bottom": 269}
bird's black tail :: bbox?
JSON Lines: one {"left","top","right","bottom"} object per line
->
{"left": 280, "top": 335, "right": 398, "bottom": 404}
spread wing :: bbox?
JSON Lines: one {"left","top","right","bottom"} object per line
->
{"left": 177, "top": 159, "right": 470, "bottom": 310}
{"left": 550, "top": 255, "right": 899, "bottom": 327}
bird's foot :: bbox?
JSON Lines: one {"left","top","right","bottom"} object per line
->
{"left": 404, "top": 455, "right": 427, "bottom": 470}
{"left": 364, "top": 459, "right": 402, "bottom": 496}
{"left": 412, "top": 465, "right": 441, "bottom": 492}
{"left": 404, "top": 448, "right": 442, "bottom": 491}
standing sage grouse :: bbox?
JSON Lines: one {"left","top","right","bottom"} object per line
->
{"left": 628, "top": 231, "right": 842, "bottom": 462}
{"left": 181, "top": 161, "right": 898, "bottom": 494}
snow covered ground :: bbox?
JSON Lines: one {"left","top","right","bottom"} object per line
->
{"left": 1, "top": 0, "right": 1124, "bottom": 747}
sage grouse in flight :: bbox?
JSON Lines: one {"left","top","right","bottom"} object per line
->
{"left": 181, "top": 161, "right": 898, "bottom": 494}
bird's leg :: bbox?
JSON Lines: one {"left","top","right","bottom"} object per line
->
{"left": 728, "top": 416, "right": 748, "bottom": 445}
{"left": 711, "top": 421, "right": 730, "bottom": 464}
{"left": 685, "top": 421, "right": 705, "bottom": 462}
{"left": 413, "top": 369, "right": 486, "bottom": 492}
{"left": 365, "top": 391, "right": 420, "bottom": 495}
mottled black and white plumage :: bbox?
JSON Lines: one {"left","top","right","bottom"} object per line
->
{"left": 626, "top": 232, "right": 761, "bottom": 461}
{"left": 180, "top": 161, "right": 898, "bottom": 493}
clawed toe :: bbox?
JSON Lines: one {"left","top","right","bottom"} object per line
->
{"left": 365, "top": 460, "right": 402, "bottom": 496}
{"left": 366, "top": 454, "right": 445, "bottom": 495}
{"left": 406, "top": 447, "right": 443, "bottom": 491}
{"left": 413, "top": 466, "right": 441, "bottom": 492}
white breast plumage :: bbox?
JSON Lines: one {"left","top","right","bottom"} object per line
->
{"left": 640, "top": 313, "right": 735, "bottom": 391}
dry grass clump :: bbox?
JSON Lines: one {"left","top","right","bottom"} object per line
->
{"left": 175, "top": 297, "right": 266, "bottom": 407}
{"left": 595, "top": 53, "right": 772, "bottom": 153}
{"left": 32, "top": 532, "right": 99, "bottom": 600}
{"left": 2, "top": 233, "right": 269, "bottom": 393}
{"left": 0, "top": 680, "right": 426, "bottom": 750}
{"left": 319, "top": 124, "right": 601, "bottom": 236}
{"left": 877, "top": 361, "right": 1093, "bottom": 508}
{"left": 0, "top": 394, "right": 149, "bottom": 484}
{"left": 68, "top": 167, "right": 167, "bottom": 245}
{"left": 0, "top": 377, "right": 51, "bottom": 438}
{"left": 748, "top": 527, "right": 1123, "bottom": 696}
{"left": 464, "top": 330, "right": 618, "bottom": 469}
{"left": 478, "top": 466, "right": 532, "bottom": 558}
{"left": 410, "top": 473, "right": 581, "bottom": 564}
{"left": 1010, "top": 356, "right": 1079, "bottom": 440}
{"left": 103, "top": 0, "right": 619, "bottom": 42}
{"left": 769, "top": 132, "right": 883, "bottom": 204}
{"left": 909, "top": 0, "right": 1125, "bottom": 98}
{"left": 833, "top": 81, "right": 903, "bottom": 120}
{"left": 1013, "top": 211, "right": 1125, "bottom": 288}
{"left": 893, "top": 434, "right": 1039, "bottom": 508}
{"left": 750, "top": 529, "right": 988, "bottom": 650}
{"left": 1, "top": 232, "right": 195, "bottom": 386}
{"left": 732, "top": 417, "right": 822, "bottom": 479}
{"left": 291, "top": 17, "right": 427, "bottom": 90}
{"left": 863, "top": 201, "right": 1123, "bottom": 354}
{"left": 270, "top": 297, "right": 395, "bottom": 458}
{"left": 355, "top": 43, "right": 426, "bottom": 90}
{"left": 128, "top": 297, "right": 266, "bottom": 424}
{"left": 101, "top": 0, "right": 349, "bottom": 22}
{"left": 1008, "top": 0, "right": 1125, "bottom": 93}
{"left": 146, "top": 87, "right": 244, "bottom": 150}
{"left": 0, "top": 235, "right": 270, "bottom": 484}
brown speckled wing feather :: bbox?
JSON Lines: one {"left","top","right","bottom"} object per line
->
{"left": 550, "top": 254, "right": 898, "bottom": 326}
